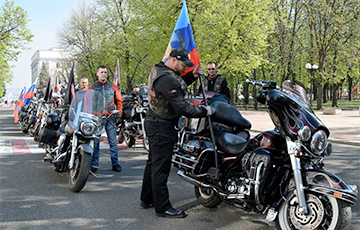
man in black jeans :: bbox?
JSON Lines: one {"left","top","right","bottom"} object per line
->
{"left": 140, "top": 48, "right": 212, "bottom": 218}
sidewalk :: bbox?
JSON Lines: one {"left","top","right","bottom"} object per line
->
{"left": 239, "top": 109, "right": 360, "bottom": 146}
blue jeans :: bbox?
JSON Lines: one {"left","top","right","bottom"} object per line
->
{"left": 92, "top": 116, "right": 119, "bottom": 167}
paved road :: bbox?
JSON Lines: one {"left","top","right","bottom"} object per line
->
{"left": 0, "top": 107, "right": 359, "bottom": 230}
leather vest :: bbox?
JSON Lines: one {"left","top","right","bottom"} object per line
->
{"left": 203, "top": 75, "right": 225, "bottom": 93}
{"left": 148, "top": 64, "right": 187, "bottom": 118}
{"left": 92, "top": 81, "right": 116, "bottom": 111}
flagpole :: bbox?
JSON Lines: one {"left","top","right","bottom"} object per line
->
{"left": 198, "top": 73, "right": 219, "bottom": 179}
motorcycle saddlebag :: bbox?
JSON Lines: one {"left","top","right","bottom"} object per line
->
{"left": 38, "top": 127, "right": 58, "bottom": 147}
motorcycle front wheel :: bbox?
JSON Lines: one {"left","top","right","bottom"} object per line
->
{"left": 69, "top": 150, "right": 92, "bottom": 192}
{"left": 194, "top": 186, "right": 222, "bottom": 208}
{"left": 124, "top": 132, "right": 135, "bottom": 147}
{"left": 276, "top": 191, "right": 351, "bottom": 230}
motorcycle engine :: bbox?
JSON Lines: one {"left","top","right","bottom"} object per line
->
{"left": 225, "top": 177, "right": 250, "bottom": 199}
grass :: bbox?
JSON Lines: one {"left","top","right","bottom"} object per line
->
{"left": 234, "top": 98, "right": 360, "bottom": 111}
{"left": 311, "top": 99, "right": 360, "bottom": 108}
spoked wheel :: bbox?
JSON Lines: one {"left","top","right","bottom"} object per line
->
{"left": 194, "top": 186, "right": 222, "bottom": 208}
{"left": 69, "top": 150, "right": 92, "bottom": 192}
{"left": 124, "top": 131, "right": 135, "bottom": 147}
{"left": 276, "top": 191, "right": 351, "bottom": 230}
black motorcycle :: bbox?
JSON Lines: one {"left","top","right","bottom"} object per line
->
{"left": 45, "top": 90, "right": 120, "bottom": 192}
{"left": 117, "top": 86, "right": 149, "bottom": 151}
{"left": 173, "top": 79, "right": 357, "bottom": 229}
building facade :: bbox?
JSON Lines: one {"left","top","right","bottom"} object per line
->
{"left": 30, "top": 48, "right": 73, "bottom": 86}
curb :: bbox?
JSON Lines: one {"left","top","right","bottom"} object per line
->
{"left": 250, "top": 129, "right": 360, "bottom": 147}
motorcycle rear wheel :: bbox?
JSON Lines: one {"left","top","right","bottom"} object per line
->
{"left": 69, "top": 150, "right": 92, "bottom": 192}
{"left": 276, "top": 191, "right": 351, "bottom": 230}
{"left": 194, "top": 186, "right": 222, "bottom": 208}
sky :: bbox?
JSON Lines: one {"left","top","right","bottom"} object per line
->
{"left": 5, "top": 0, "right": 91, "bottom": 91}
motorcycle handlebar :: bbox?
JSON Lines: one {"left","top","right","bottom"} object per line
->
{"left": 246, "top": 79, "right": 277, "bottom": 89}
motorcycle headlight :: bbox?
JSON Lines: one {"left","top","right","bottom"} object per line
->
{"left": 80, "top": 121, "right": 97, "bottom": 136}
{"left": 310, "top": 130, "right": 328, "bottom": 155}
{"left": 298, "top": 126, "right": 311, "bottom": 142}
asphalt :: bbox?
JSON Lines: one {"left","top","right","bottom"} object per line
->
{"left": 239, "top": 108, "right": 360, "bottom": 146}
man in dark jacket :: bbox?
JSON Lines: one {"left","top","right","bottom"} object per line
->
{"left": 198, "top": 62, "right": 230, "bottom": 101}
{"left": 140, "top": 48, "right": 211, "bottom": 218}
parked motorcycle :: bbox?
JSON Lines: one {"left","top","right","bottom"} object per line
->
{"left": 117, "top": 86, "right": 149, "bottom": 151}
{"left": 45, "top": 89, "right": 120, "bottom": 192}
{"left": 173, "top": 79, "right": 357, "bottom": 229}
{"left": 18, "top": 98, "right": 37, "bottom": 134}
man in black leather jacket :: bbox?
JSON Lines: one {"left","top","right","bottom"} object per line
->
{"left": 140, "top": 48, "right": 212, "bottom": 218}
{"left": 198, "top": 61, "right": 230, "bottom": 102}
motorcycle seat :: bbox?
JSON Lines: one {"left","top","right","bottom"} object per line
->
{"left": 215, "top": 132, "right": 249, "bottom": 155}
{"left": 210, "top": 101, "right": 251, "bottom": 130}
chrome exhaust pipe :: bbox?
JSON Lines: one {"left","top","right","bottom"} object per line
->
{"left": 177, "top": 171, "right": 214, "bottom": 189}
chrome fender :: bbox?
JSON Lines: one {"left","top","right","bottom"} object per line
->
{"left": 304, "top": 170, "right": 358, "bottom": 205}
{"left": 77, "top": 144, "right": 93, "bottom": 155}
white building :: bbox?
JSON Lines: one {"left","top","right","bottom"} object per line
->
{"left": 30, "top": 48, "right": 73, "bottom": 85}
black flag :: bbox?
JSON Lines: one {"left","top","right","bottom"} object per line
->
{"left": 43, "top": 77, "right": 52, "bottom": 101}
{"left": 64, "top": 63, "right": 76, "bottom": 106}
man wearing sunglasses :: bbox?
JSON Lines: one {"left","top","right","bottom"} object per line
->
{"left": 198, "top": 62, "right": 230, "bottom": 102}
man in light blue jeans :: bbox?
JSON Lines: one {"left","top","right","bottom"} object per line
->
{"left": 88, "top": 65, "right": 123, "bottom": 173}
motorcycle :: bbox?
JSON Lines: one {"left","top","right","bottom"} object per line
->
{"left": 117, "top": 86, "right": 149, "bottom": 151}
{"left": 173, "top": 79, "right": 357, "bottom": 229}
{"left": 31, "top": 93, "right": 63, "bottom": 142}
{"left": 45, "top": 89, "right": 120, "bottom": 192}
{"left": 18, "top": 98, "right": 37, "bottom": 134}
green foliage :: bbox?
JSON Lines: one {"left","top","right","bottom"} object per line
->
{"left": 56, "top": 0, "right": 360, "bottom": 107}
{"left": 0, "top": 0, "right": 33, "bottom": 97}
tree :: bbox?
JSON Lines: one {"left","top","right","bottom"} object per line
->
{"left": 0, "top": 0, "right": 33, "bottom": 97}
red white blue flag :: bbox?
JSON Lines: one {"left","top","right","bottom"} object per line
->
{"left": 163, "top": 0, "right": 200, "bottom": 76}
{"left": 22, "top": 78, "right": 37, "bottom": 108}
{"left": 13, "top": 87, "right": 26, "bottom": 123}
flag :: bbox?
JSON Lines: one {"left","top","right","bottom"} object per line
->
{"left": 54, "top": 75, "right": 61, "bottom": 93}
{"left": 21, "top": 78, "right": 37, "bottom": 108}
{"left": 64, "top": 63, "right": 76, "bottom": 106}
{"left": 43, "top": 77, "right": 52, "bottom": 102}
{"left": 113, "top": 59, "right": 120, "bottom": 87}
{"left": 163, "top": 0, "right": 201, "bottom": 76}
{"left": 13, "top": 87, "right": 26, "bottom": 123}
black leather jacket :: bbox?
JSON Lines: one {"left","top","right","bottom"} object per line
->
{"left": 147, "top": 61, "right": 207, "bottom": 124}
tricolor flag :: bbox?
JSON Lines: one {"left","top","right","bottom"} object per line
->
{"left": 163, "top": 0, "right": 200, "bottom": 76}
{"left": 113, "top": 59, "right": 120, "bottom": 87}
{"left": 13, "top": 87, "right": 26, "bottom": 123}
{"left": 22, "top": 78, "right": 37, "bottom": 108}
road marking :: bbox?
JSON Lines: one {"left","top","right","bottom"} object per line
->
{"left": 0, "top": 137, "right": 146, "bottom": 156}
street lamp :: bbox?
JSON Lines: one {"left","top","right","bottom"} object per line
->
{"left": 305, "top": 63, "right": 318, "bottom": 103}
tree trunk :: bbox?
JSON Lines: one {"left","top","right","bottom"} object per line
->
{"left": 252, "top": 69, "right": 258, "bottom": 110}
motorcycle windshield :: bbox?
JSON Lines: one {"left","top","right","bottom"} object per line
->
{"left": 68, "top": 90, "right": 107, "bottom": 130}
{"left": 267, "top": 80, "right": 329, "bottom": 139}
{"left": 281, "top": 80, "right": 311, "bottom": 110}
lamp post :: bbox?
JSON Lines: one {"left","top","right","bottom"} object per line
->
{"left": 305, "top": 63, "right": 318, "bottom": 103}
